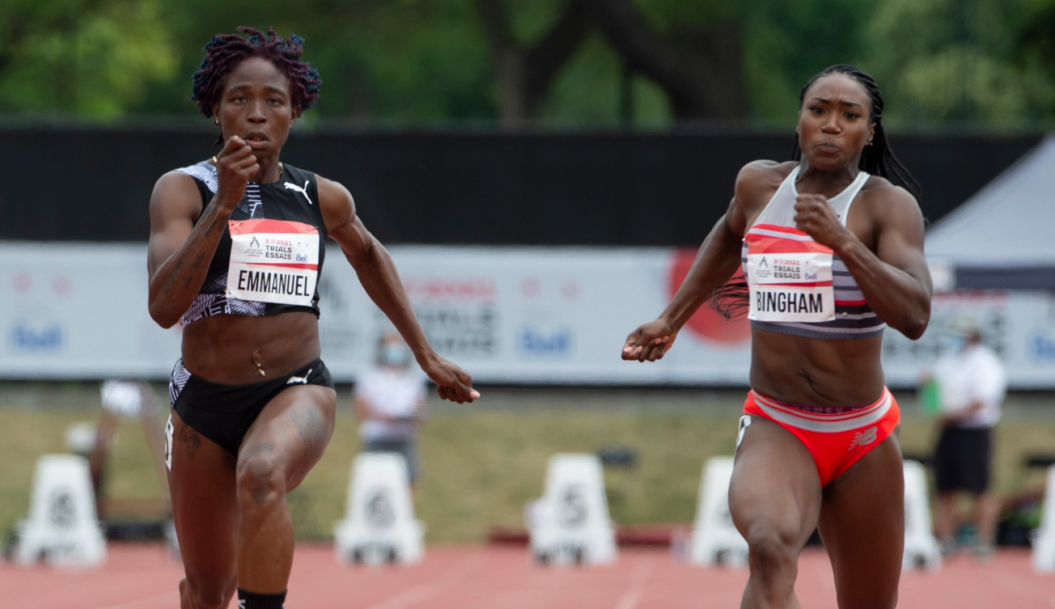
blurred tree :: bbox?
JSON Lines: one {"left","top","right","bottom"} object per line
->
{"left": 863, "top": 0, "right": 1053, "bottom": 124}
{"left": 587, "top": 0, "right": 747, "bottom": 121}
{"left": 1017, "top": 0, "right": 1055, "bottom": 117}
{"left": 0, "top": 0, "right": 1049, "bottom": 127}
{"left": 0, "top": 0, "right": 176, "bottom": 115}
{"left": 739, "top": 0, "right": 876, "bottom": 123}
{"left": 133, "top": 0, "right": 497, "bottom": 123}
{"left": 474, "top": 0, "right": 589, "bottom": 126}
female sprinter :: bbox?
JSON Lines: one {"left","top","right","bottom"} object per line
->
{"left": 147, "top": 27, "right": 479, "bottom": 609}
{"left": 622, "top": 65, "right": 931, "bottom": 609}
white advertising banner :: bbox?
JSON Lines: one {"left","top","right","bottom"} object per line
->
{"left": 2, "top": 242, "right": 1054, "bottom": 389}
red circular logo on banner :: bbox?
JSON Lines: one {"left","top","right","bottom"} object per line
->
{"left": 667, "top": 249, "right": 751, "bottom": 344}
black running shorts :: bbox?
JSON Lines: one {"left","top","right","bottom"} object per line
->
{"left": 933, "top": 425, "right": 992, "bottom": 494}
{"left": 168, "top": 358, "right": 334, "bottom": 456}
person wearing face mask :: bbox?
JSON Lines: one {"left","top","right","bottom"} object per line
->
{"left": 929, "top": 316, "right": 1007, "bottom": 561}
{"left": 354, "top": 333, "right": 428, "bottom": 489}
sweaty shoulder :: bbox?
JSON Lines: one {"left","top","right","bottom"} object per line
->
{"left": 150, "top": 170, "right": 204, "bottom": 221}
{"left": 859, "top": 176, "right": 922, "bottom": 225}
{"left": 315, "top": 174, "right": 356, "bottom": 231}
{"left": 734, "top": 160, "right": 795, "bottom": 216}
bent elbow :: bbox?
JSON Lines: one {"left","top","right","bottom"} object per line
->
{"left": 148, "top": 301, "right": 177, "bottom": 329}
{"left": 900, "top": 316, "right": 929, "bottom": 341}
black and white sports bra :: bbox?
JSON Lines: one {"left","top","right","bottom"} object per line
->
{"left": 175, "top": 161, "right": 327, "bottom": 327}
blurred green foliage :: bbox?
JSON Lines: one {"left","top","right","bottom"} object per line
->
{"left": 0, "top": 0, "right": 1051, "bottom": 126}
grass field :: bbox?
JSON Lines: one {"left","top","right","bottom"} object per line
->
{"left": 2, "top": 385, "right": 1054, "bottom": 544}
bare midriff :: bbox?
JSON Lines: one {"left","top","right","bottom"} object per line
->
{"left": 181, "top": 312, "right": 321, "bottom": 385}
{"left": 749, "top": 329, "right": 885, "bottom": 408}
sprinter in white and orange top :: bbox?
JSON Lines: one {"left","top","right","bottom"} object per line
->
{"left": 623, "top": 65, "right": 931, "bottom": 609}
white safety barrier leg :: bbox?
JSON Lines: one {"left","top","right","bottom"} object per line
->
{"left": 690, "top": 456, "right": 748, "bottom": 568}
{"left": 903, "top": 459, "right": 942, "bottom": 572}
{"left": 334, "top": 453, "right": 424, "bottom": 566}
{"left": 14, "top": 454, "right": 106, "bottom": 567}
{"left": 527, "top": 453, "right": 617, "bottom": 566}
{"left": 1031, "top": 465, "right": 1055, "bottom": 572}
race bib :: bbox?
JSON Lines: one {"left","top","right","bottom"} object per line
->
{"left": 226, "top": 219, "right": 319, "bottom": 306}
{"left": 745, "top": 231, "right": 835, "bottom": 323}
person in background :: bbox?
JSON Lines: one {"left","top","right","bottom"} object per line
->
{"left": 930, "top": 315, "right": 1007, "bottom": 561}
{"left": 355, "top": 332, "right": 427, "bottom": 490}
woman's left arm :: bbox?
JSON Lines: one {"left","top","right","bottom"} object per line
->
{"left": 795, "top": 185, "right": 932, "bottom": 339}
{"left": 318, "top": 176, "right": 480, "bottom": 403}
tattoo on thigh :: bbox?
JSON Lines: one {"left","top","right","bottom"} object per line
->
{"left": 177, "top": 422, "right": 202, "bottom": 461}
{"left": 290, "top": 406, "right": 327, "bottom": 456}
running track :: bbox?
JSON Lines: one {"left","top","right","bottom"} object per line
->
{"left": 5, "top": 544, "right": 1054, "bottom": 608}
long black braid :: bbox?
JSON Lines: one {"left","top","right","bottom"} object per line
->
{"left": 191, "top": 26, "right": 321, "bottom": 120}
{"left": 792, "top": 65, "right": 921, "bottom": 203}
{"left": 711, "top": 65, "right": 920, "bottom": 320}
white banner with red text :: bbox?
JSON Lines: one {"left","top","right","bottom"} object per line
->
{"left": 2, "top": 243, "right": 1054, "bottom": 388}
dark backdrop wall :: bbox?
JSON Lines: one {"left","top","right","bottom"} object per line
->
{"left": 0, "top": 126, "right": 1041, "bottom": 245}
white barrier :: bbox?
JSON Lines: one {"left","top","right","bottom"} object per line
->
{"left": 1031, "top": 465, "right": 1055, "bottom": 572}
{"left": 527, "top": 453, "right": 617, "bottom": 565}
{"left": 14, "top": 455, "right": 106, "bottom": 567}
{"left": 100, "top": 380, "right": 145, "bottom": 416}
{"left": 334, "top": 453, "right": 424, "bottom": 565}
{"left": 903, "top": 459, "right": 942, "bottom": 571}
{"left": 690, "top": 456, "right": 748, "bottom": 567}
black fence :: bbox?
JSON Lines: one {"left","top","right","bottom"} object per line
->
{"left": 0, "top": 125, "right": 1041, "bottom": 246}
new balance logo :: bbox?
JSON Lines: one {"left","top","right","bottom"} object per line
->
{"left": 848, "top": 426, "right": 878, "bottom": 450}
{"left": 287, "top": 369, "right": 312, "bottom": 385}
{"left": 284, "top": 180, "right": 313, "bottom": 205}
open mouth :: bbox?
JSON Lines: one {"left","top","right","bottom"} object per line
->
{"left": 244, "top": 132, "right": 269, "bottom": 149}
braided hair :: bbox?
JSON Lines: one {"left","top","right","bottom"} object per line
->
{"left": 191, "top": 26, "right": 321, "bottom": 119}
{"left": 792, "top": 65, "right": 921, "bottom": 203}
{"left": 711, "top": 65, "right": 920, "bottom": 320}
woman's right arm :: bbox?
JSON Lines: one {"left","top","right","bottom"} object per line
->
{"left": 147, "top": 137, "right": 258, "bottom": 328}
{"left": 621, "top": 161, "right": 773, "bottom": 362}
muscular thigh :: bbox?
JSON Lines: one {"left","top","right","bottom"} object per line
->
{"left": 818, "top": 432, "right": 904, "bottom": 609}
{"left": 238, "top": 385, "right": 337, "bottom": 490}
{"left": 167, "top": 410, "right": 239, "bottom": 587}
{"left": 730, "top": 416, "right": 823, "bottom": 547}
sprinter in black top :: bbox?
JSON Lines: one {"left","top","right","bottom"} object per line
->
{"left": 147, "top": 28, "right": 479, "bottom": 609}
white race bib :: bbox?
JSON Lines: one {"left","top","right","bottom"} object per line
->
{"left": 746, "top": 242, "right": 835, "bottom": 323}
{"left": 226, "top": 219, "right": 319, "bottom": 306}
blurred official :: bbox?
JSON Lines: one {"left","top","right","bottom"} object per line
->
{"left": 930, "top": 316, "right": 1007, "bottom": 561}
{"left": 355, "top": 333, "right": 427, "bottom": 490}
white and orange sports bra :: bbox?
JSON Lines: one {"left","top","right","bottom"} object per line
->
{"left": 741, "top": 165, "right": 885, "bottom": 340}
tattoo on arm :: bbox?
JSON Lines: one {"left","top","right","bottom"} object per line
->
{"left": 182, "top": 252, "right": 206, "bottom": 290}
{"left": 161, "top": 257, "right": 184, "bottom": 296}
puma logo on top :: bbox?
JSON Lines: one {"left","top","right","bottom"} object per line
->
{"left": 284, "top": 180, "right": 313, "bottom": 206}
{"left": 287, "top": 369, "right": 312, "bottom": 385}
